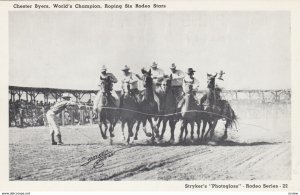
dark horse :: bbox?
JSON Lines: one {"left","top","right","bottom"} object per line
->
{"left": 135, "top": 69, "right": 159, "bottom": 141}
{"left": 200, "top": 73, "right": 238, "bottom": 141}
{"left": 178, "top": 84, "right": 204, "bottom": 143}
{"left": 154, "top": 75, "right": 178, "bottom": 143}
{"left": 120, "top": 81, "right": 139, "bottom": 144}
{"left": 96, "top": 76, "right": 119, "bottom": 140}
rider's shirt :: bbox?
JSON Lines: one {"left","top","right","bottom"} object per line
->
{"left": 98, "top": 72, "right": 118, "bottom": 91}
{"left": 170, "top": 69, "right": 185, "bottom": 87}
{"left": 121, "top": 72, "right": 138, "bottom": 90}
{"left": 183, "top": 76, "right": 200, "bottom": 93}
{"left": 50, "top": 100, "right": 76, "bottom": 115}
{"left": 151, "top": 68, "right": 165, "bottom": 84}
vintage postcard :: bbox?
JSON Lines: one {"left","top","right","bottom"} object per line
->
{"left": 0, "top": 0, "right": 300, "bottom": 193}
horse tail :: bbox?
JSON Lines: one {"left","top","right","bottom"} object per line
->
{"left": 225, "top": 102, "right": 238, "bottom": 129}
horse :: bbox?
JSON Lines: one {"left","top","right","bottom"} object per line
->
{"left": 154, "top": 75, "right": 178, "bottom": 143}
{"left": 96, "top": 76, "right": 119, "bottom": 140}
{"left": 135, "top": 69, "right": 159, "bottom": 141}
{"left": 178, "top": 84, "right": 203, "bottom": 143}
{"left": 120, "top": 81, "right": 139, "bottom": 144}
{"left": 200, "top": 73, "right": 238, "bottom": 141}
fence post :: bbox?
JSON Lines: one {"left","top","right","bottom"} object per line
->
{"left": 62, "top": 112, "right": 64, "bottom": 126}
{"left": 42, "top": 107, "right": 47, "bottom": 126}
{"left": 90, "top": 110, "right": 93, "bottom": 125}
{"left": 80, "top": 109, "right": 84, "bottom": 125}
{"left": 71, "top": 110, "right": 74, "bottom": 125}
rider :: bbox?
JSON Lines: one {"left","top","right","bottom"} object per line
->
{"left": 93, "top": 65, "right": 119, "bottom": 112}
{"left": 178, "top": 68, "right": 200, "bottom": 109}
{"left": 182, "top": 68, "right": 200, "bottom": 94}
{"left": 169, "top": 63, "right": 185, "bottom": 102}
{"left": 46, "top": 93, "right": 77, "bottom": 145}
{"left": 120, "top": 65, "right": 139, "bottom": 104}
{"left": 150, "top": 62, "right": 165, "bottom": 86}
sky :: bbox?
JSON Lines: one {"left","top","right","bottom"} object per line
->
{"left": 9, "top": 11, "right": 290, "bottom": 90}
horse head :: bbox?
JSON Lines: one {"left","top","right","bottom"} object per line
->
{"left": 207, "top": 73, "right": 218, "bottom": 89}
{"left": 101, "top": 76, "right": 113, "bottom": 95}
{"left": 160, "top": 75, "right": 172, "bottom": 92}
{"left": 143, "top": 69, "right": 153, "bottom": 89}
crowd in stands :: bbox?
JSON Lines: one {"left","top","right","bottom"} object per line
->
{"left": 9, "top": 99, "right": 94, "bottom": 128}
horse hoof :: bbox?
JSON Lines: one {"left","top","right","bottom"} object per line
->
{"left": 102, "top": 135, "right": 108, "bottom": 140}
{"left": 134, "top": 136, "right": 138, "bottom": 140}
{"left": 159, "top": 136, "right": 163, "bottom": 141}
{"left": 146, "top": 133, "right": 152, "bottom": 137}
{"left": 110, "top": 133, "right": 115, "bottom": 138}
{"left": 169, "top": 139, "right": 174, "bottom": 144}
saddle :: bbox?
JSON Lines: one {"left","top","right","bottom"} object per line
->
{"left": 177, "top": 93, "right": 198, "bottom": 110}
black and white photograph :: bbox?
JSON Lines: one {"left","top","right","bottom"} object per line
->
{"left": 7, "top": 10, "right": 292, "bottom": 183}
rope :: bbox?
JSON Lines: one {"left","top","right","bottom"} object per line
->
{"left": 24, "top": 103, "right": 286, "bottom": 141}
{"left": 79, "top": 104, "right": 236, "bottom": 121}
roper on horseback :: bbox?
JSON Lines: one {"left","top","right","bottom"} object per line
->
{"left": 169, "top": 63, "right": 185, "bottom": 103}
{"left": 150, "top": 62, "right": 165, "bottom": 88}
{"left": 93, "top": 65, "right": 119, "bottom": 140}
{"left": 120, "top": 65, "right": 139, "bottom": 106}
{"left": 178, "top": 68, "right": 200, "bottom": 110}
{"left": 199, "top": 71, "right": 237, "bottom": 141}
{"left": 93, "top": 65, "right": 119, "bottom": 113}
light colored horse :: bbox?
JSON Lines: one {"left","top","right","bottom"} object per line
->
{"left": 154, "top": 75, "right": 178, "bottom": 143}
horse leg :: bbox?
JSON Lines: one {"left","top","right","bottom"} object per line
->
{"left": 121, "top": 120, "right": 126, "bottom": 141}
{"left": 134, "top": 119, "right": 140, "bottom": 140}
{"left": 99, "top": 122, "right": 107, "bottom": 139}
{"left": 190, "top": 122, "right": 195, "bottom": 140}
{"left": 196, "top": 120, "right": 201, "bottom": 140}
{"left": 184, "top": 122, "right": 190, "bottom": 142}
{"left": 148, "top": 117, "right": 156, "bottom": 141}
{"left": 156, "top": 117, "right": 163, "bottom": 136}
{"left": 169, "top": 119, "right": 175, "bottom": 144}
{"left": 179, "top": 120, "right": 185, "bottom": 142}
{"left": 150, "top": 117, "right": 159, "bottom": 139}
{"left": 210, "top": 119, "right": 218, "bottom": 139}
{"left": 204, "top": 120, "right": 213, "bottom": 141}
{"left": 103, "top": 120, "right": 108, "bottom": 138}
{"left": 159, "top": 118, "right": 167, "bottom": 140}
{"left": 221, "top": 120, "right": 229, "bottom": 140}
{"left": 200, "top": 120, "right": 207, "bottom": 143}
{"left": 129, "top": 120, "right": 134, "bottom": 137}
{"left": 109, "top": 120, "right": 115, "bottom": 138}
{"left": 127, "top": 121, "right": 133, "bottom": 144}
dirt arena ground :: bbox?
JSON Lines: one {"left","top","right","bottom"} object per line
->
{"left": 9, "top": 102, "right": 291, "bottom": 181}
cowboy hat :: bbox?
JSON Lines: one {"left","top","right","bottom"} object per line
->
{"left": 101, "top": 65, "right": 107, "bottom": 71}
{"left": 122, "top": 65, "right": 130, "bottom": 71}
{"left": 170, "top": 63, "right": 176, "bottom": 69}
{"left": 61, "top": 93, "right": 71, "bottom": 99}
{"left": 186, "top": 68, "right": 196, "bottom": 74}
{"left": 151, "top": 62, "right": 158, "bottom": 68}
